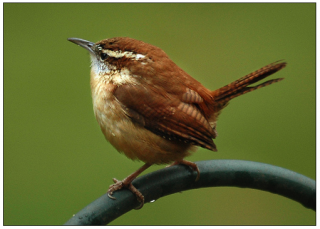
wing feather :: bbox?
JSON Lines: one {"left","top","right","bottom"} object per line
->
{"left": 114, "top": 84, "right": 217, "bottom": 151}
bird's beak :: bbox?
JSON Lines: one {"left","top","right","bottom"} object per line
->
{"left": 68, "top": 38, "right": 96, "bottom": 56}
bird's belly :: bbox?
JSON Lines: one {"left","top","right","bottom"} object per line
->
{"left": 93, "top": 96, "right": 195, "bottom": 164}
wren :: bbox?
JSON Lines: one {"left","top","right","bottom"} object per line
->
{"left": 68, "top": 37, "right": 286, "bottom": 209}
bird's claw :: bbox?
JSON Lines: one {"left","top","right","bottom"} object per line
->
{"left": 107, "top": 178, "right": 145, "bottom": 209}
{"left": 107, "top": 178, "right": 123, "bottom": 200}
{"left": 107, "top": 192, "right": 116, "bottom": 200}
{"left": 167, "top": 160, "right": 200, "bottom": 181}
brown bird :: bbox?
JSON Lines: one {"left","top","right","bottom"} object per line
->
{"left": 68, "top": 37, "right": 286, "bottom": 209}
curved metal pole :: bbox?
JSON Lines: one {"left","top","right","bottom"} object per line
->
{"left": 64, "top": 160, "right": 315, "bottom": 225}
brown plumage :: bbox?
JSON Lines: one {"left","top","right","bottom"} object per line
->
{"left": 68, "top": 37, "right": 286, "bottom": 208}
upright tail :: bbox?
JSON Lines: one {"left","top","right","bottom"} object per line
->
{"left": 212, "top": 61, "right": 287, "bottom": 106}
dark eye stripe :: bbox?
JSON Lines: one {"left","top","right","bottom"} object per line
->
{"left": 101, "top": 53, "right": 108, "bottom": 60}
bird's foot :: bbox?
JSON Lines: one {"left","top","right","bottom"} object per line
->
{"left": 167, "top": 160, "right": 200, "bottom": 181}
{"left": 107, "top": 178, "right": 145, "bottom": 209}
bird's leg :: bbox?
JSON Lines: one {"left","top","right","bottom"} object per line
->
{"left": 107, "top": 163, "right": 151, "bottom": 209}
{"left": 167, "top": 159, "right": 200, "bottom": 181}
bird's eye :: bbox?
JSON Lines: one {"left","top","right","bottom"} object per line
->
{"left": 101, "top": 53, "right": 108, "bottom": 60}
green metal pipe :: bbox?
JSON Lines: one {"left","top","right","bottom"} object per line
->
{"left": 64, "top": 160, "right": 315, "bottom": 225}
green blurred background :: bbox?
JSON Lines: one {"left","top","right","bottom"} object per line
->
{"left": 4, "top": 3, "right": 315, "bottom": 225}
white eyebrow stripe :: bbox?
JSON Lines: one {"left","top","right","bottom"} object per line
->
{"left": 103, "top": 50, "right": 146, "bottom": 60}
{"left": 135, "top": 54, "right": 145, "bottom": 59}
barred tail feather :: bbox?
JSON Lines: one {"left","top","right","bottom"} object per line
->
{"left": 213, "top": 61, "right": 286, "bottom": 105}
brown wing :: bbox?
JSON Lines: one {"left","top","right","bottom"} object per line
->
{"left": 114, "top": 84, "right": 217, "bottom": 151}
